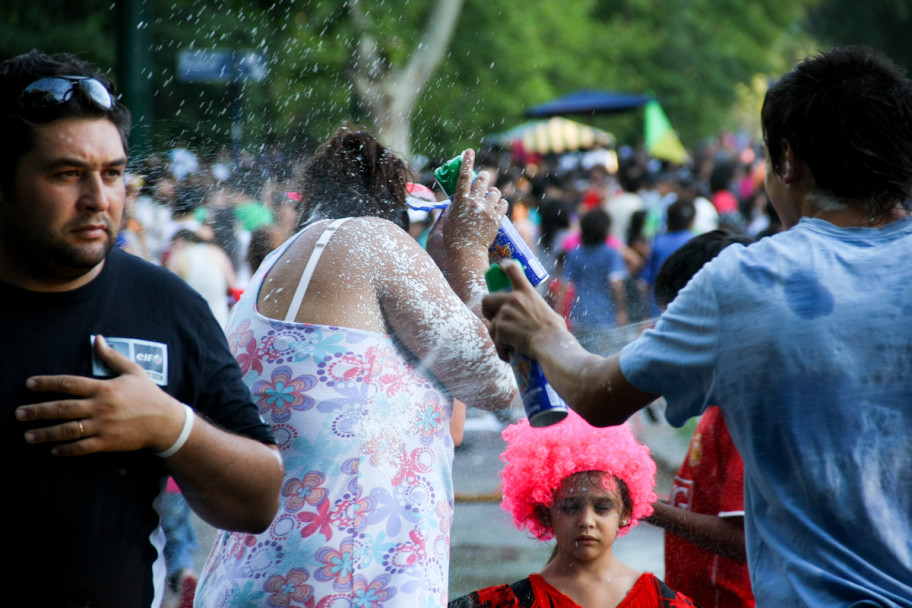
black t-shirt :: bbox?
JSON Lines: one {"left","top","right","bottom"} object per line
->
{"left": 2, "top": 248, "right": 274, "bottom": 607}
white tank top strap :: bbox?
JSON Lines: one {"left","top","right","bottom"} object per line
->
{"left": 284, "top": 218, "right": 351, "bottom": 323}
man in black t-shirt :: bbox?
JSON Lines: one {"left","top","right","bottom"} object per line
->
{"left": 0, "top": 51, "right": 283, "bottom": 607}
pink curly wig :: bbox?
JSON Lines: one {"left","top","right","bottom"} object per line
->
{"left": 499, "top": 410, "right": 656, "bottom": 540}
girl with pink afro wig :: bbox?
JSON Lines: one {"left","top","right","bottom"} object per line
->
{"left": 500, "top": 409, "right": 657, "bottom": 540}
{"left": 449, "top": 411, "right": 697, "bottom": 608}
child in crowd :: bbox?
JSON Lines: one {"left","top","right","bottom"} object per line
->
{"left": 645, "top": 229, "right": 755, "bottom": 608}
{"left": 544, "top": 251, "right": 576, "bottom": 330}
{"left": 449, "top": 411, "right": 695, "bottom": 608}
{"left": 563, "top": 208, "right": 629, "bottom": 354}
{"left": 639, "top": 198, "right": 696, "bottom": 318}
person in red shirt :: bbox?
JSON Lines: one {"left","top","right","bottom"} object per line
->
{"left": 644, "top": 229, "right": 755, "bottom": 608}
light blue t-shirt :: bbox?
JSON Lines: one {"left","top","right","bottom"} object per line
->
{"left": 564, "top": 244, "right": 628, "bottom": 328}
{"left": 621, "top": 217, "right": 912, "bottom": 606}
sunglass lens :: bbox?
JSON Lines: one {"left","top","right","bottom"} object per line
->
{"left": 20, "top": 77, "right": 75, "bottom": 107}
{"left": 81, "top": 78, "right": 115, "bottom": 109}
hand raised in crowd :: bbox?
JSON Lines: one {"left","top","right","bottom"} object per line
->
{"left": 443, "top": 148, "right": 507, "bottom": 255}
{"left": 426, "top": 149, "right": 507, "bottom": 273}
{"left": 16, "top": 335, "right": 186, "bottom": 457}
{"left": 426, "top": 148, "right": 508, "bottom": 313}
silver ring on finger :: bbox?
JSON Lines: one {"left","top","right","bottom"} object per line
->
{"left": 77, "top": 420, "right": 86, "bottom": 438}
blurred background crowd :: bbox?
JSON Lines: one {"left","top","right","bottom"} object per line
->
{"left": 122, "top": 132, "right": 776, "bottom": 354}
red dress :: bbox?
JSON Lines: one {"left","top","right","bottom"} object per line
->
{"left": 449, "top": 572, "right": 696, "bottom": 608}
{"left": 665, "top": 406, "right": 755, "bottom": 607}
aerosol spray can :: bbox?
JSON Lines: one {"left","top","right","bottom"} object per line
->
{"left": 485, "top": 263, "right": 568, "bottom": 427}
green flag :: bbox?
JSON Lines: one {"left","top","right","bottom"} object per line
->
{"left": 644, "top": 100, "right": 688, "bottom": 164}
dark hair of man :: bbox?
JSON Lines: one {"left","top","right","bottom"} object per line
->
{"left": 0, "top": 50, "right": 132, "bottom": 196}
{"left": 172, "top": 183, "right": 208, "bottom": 217}
{"left": 171, "top": 228, "right": 206, "bottom": 245}
{"left": 708, "top": 159, "right": 737, "bottom": 194}
{"left": 298, "top": 125, "right": 409, "bottom": 231}
{"left": 538, "top": 198, "right": 573, "bottom": 253}
{"left": 579, "top": 208, "right": 611, "bottom": 246}
{"left": 654, "top": 229, "right": 753, "bottom": 309}
{"left": 617, "top": 160, "right": 645, "bottom": 193}
{"left": 247, "top": 225, "right": 280, "bottom": 275}
{"left": 675, "top": 173, "right": 699, "bottom": 201}
{"left": 626, "top": 209, "right": 648, "bottom": 246}
{"left": 665, "top": 199, "right": 696, "bottom": 233}
{"left": 761, "top": 45, "right": 912, "bottom": 218}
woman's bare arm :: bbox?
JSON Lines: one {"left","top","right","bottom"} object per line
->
{"left": 373, "top": 220, "right": 516, "bottom": 412}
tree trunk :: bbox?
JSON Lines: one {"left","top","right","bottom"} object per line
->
{"left": 348, "top": 0, "right": 465, "bottom": 161}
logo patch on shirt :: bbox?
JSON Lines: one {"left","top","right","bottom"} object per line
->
{"left": 90, "top": 335, "right": 169, "bottom": 386}
{"left": 688, "top": 431, "right": 704, "bottom": 468}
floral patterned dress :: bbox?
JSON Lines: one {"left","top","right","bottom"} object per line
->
{"left": 196, "top": 225, "right": 456, "bottom": 608}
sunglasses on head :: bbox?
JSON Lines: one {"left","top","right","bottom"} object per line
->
{"left": 17, "top": 75, "right": 115, "bottom": 110}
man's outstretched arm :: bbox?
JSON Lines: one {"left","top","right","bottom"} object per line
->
{"left": 482, "top": 260, "right": 658, "bottom": 426}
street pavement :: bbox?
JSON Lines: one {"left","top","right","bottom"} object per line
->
{"left": 168, "top": 405, "right": 690, "bottom": 606}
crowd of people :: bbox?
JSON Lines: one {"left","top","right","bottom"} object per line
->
{"left": 4, "top": 42, "right": 911, "bottom": 608}
{"left": 115, "top": 118, "right": 779, "bottom": 343}
{"left": 114, "top": 126, "right": 771, "bottom": 607}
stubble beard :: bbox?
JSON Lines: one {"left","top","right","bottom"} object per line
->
{"left": 1, "top": 217, "right": 116, "bottom": 285}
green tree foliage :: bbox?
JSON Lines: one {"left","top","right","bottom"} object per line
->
{"left": 416, "top": 0, "right": 596, "bottom": 160}
{"left": 138, "top": 1, "right": 283, "bottom": 155}
{"left": 414, "top": 0, "right": 816, "bottom": 156}
{"left": 0, "top": 0, "right": 846, "bottom": 162}
{"left": 0, "top": 0, "right": 114, "bottom": 65}
{"left": 804, "top": 0, "right": 912, "bottom": 75}
{"left": 578, "top": 0, "right": 812, "bottom": 144}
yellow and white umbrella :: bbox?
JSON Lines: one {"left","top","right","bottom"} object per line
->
{"left": 490, "top": 116, "right": 615, "bottom": 155}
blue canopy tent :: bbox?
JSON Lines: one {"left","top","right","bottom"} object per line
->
{"left": 524, "top": 90, "right": 653, "bottom": 118}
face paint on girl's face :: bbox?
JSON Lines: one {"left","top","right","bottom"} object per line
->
{"left": 546, "top": 471, "right": 629, "bottom": 562}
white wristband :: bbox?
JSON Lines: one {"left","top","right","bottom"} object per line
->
{"left": 156, "top": 403, "right": 195, "bottom": 458}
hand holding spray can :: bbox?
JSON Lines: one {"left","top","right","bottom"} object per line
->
{"left": 485, "top": 263, "right": 568, "bottom": 427}
{"left": 433, "top": 155, "right": 550, "bottom": 287}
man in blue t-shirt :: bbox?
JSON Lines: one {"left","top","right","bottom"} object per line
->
{"left": 484, "top": 46, "right": 912, "bottom": 606}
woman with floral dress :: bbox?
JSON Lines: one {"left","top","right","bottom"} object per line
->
{"left": 195, "top": 128, "right": 515, "bottom": 608}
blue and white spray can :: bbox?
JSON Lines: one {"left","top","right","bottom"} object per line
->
{"left": 485, "top": 264, "right": 568, "bottom": 427}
